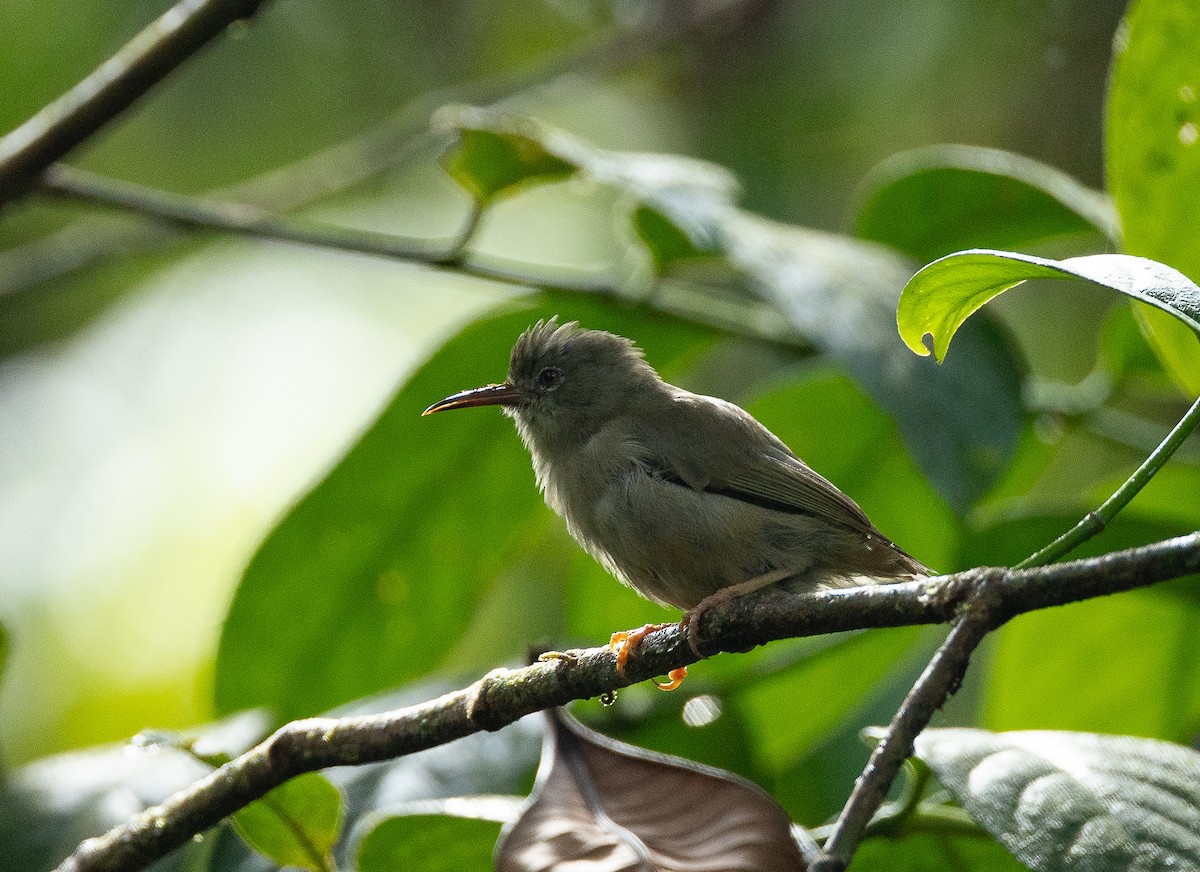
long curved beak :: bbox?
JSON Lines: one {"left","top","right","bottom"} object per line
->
{"left": 422, "top": 382, "right": 527, "bottom": 415}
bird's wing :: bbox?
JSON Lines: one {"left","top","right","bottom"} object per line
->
{"left": 644, "top": 392, "right": 879, "bottom": 537}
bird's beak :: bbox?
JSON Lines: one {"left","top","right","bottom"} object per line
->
{"left": 422, "top": 382, "right": 527, "bottom": 416}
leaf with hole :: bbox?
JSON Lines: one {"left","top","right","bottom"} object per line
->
{"left": 914, "top": 728, "right": 1200, "bottom": 872}
{"left": 854, "top": 144, "right": 1117, "bottom": 263}
{"left": 898, "top": 249, "right": 1200, "bottom": 364}
{"left": 495, "top": 709, "right": 806, "bottom": 871}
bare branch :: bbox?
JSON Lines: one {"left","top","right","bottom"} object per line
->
{"left": 0, "top": 0, "right": 269, "bottom": 205}
{"left": 55, "top": 533, "right": 1200, "bottom": 872}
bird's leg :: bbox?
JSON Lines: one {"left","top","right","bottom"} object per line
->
{"left": 681, "top": 567, "right": 794, "bottom": 657}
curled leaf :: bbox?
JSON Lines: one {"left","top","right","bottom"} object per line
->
{"left": 914, "top": 728, "right": 1200, "bottom": 872}
{"left": 495, "top": 709, "right": 806, "bottom": 871}
{"left": 898, "top": 249, "right": 1200, "bottom": 363}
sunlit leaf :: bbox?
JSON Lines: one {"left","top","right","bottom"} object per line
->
{"left": 914, "top": 728, "right": 1200, "bottom": 872}
{"left": 438, "top": 105, "right": 736, "bottom": 268}
{"left": 898, "top": 250, "right": 1200, "bottom": 364}
{"left": 231, "top": 773, "right": 343, "bottom": 871}
{"left": 854, "top": 144, "right": 1117, "bottom": 263}
{"left": 213, "top": 295, "right": 714, "bottom": 721}
{"left": 495, "top": 709, "right": 806, "bottom": 871}
{"left": 1132, "top": 305, "right": 1200, "bottom": 395}
{"left": 1107, "top": 0, "right": 1200, "bottom": 395}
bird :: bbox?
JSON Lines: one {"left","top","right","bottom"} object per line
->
{"left": 423, "top": 319, "right": 928, "bottom": 688}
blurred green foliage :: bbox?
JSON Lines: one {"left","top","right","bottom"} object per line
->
{"left": 2, "top": 0, "right": 1199, "bottom": 870}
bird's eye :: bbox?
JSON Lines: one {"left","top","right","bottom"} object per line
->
{"left": 536, "top": 366, "right": 562, "bottom": 389}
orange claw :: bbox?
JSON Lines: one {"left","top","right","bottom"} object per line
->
{"left": 609, "top": 622, "right": 672, "bottom": 672}
{"left": 654, "top": 667, "right": 688, "bottom": 691}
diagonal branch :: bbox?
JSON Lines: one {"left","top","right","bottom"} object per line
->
{"left": 0, "top": 0, "right": 270, "bottom": 205}
{"left": 55, "top": 533, "right": 1200, "bottom": 872}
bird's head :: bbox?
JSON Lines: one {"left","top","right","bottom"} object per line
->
{"left": 423, "top": 318, "right": 660, "bottom": 449}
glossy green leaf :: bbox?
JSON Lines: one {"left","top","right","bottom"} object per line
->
{"left": 725, "top": 218, "right": 1025, "bottom": 509}
{"left": 231, "top": 773, "right": 343, "bottom": 871}
{"left": 914, "top": 728, "right": 1200, "bottom": 872}
{"left": 852, "top": 832, "right": 1029, "bottom": 872}
{"left": 854, "top": 144, "right": 1117, "bottom": 263}
{"left": 358, "top": 814, "right": 504, "bottom": 872}
{"left": 1107, "top": 0, "right": 1200, "bottom": 395}
{"left": 898, "top": 250, "right": 1200, "bottom": 363}
{"left": 213, "top": 294, "right": 714, "bottom": 720}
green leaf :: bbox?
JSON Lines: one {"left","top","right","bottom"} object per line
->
{"left": 439, "top": 118, "right": 575, "bottom": 202}
{"left": 963, "top": 512, "right": 1200, "bottom": 741}
{"left": 734, "top": 627, "right": 924, "bottom": 773}
{"left": 1107, "top": 0, "right": 1200, "bottom": 395}
{"left": 231, "top": 773, "right": 343, "bottom": 872}
{"left": 1133, "top": 304, "right": 1200, "bottom": 395}
{"left": 898, "top": 250, "right": 1200, "bottom": 364}
{"left": 914, "top": 728, "right": 1200, "bottom": 872}
{"left": 852, "top": 832, "right": 1029, "bottom": 872}
{"left": 358, "top": 814, "right": 504, "bottom": 872}
{"left": 438, "top": 105, "right": 737, "bottom": 269}
{"left": 724, "top": 219, "right": 1026, "bottom": 509}
{"left": 213, "top": 294, "right": 714, "bottom": 720}
{"left": 854, "top": 144, "right": 1117, "bottom": 264}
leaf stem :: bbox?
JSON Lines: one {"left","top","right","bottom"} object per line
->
{"left": 1018, "top": 393, "right": 1200, "bottom": 569}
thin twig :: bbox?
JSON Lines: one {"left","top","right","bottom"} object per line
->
{"left": 54, "top": 533, "right": 1200, "bottom": 872}
{"left": 0, "top": 0, "right": 269, "bottom": 204}
{"left": 805, "top": 392, "right": 1200, "bottom": 869}
{"left": 35, "top": 164, "right": 808, "bottom": 348}
{"left": 1019, "top": 394, "right": 1200, "bottom": 569}
{"left": 811, "top": 577, "right": 1002, "bottom": 871}
{"left": 3, "top": 1, "right": 758, "bottom": 299}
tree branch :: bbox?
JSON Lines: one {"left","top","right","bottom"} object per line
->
{"left": 3, "top": 0, "right": 763, "bottom": 299}
{"left": 55, "top": 533, "right": 1200, "bottom": 872}
{"left": 0, "top": 0, "right": 269, "bottom": 205}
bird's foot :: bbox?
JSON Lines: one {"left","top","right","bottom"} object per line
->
{"left": 609, "top": 623, "right": 685, "bottom": 690}
{"left": 682, "top": 567, "right": 797, "bottom": 656}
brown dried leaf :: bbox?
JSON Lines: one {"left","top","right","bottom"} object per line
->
{"left": 495, "top": 709, "right": 807, "bottom": 872}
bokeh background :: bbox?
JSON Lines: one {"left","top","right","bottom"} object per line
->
{"left": 5, "top": 0, "right": 1192, "bottom": 835}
